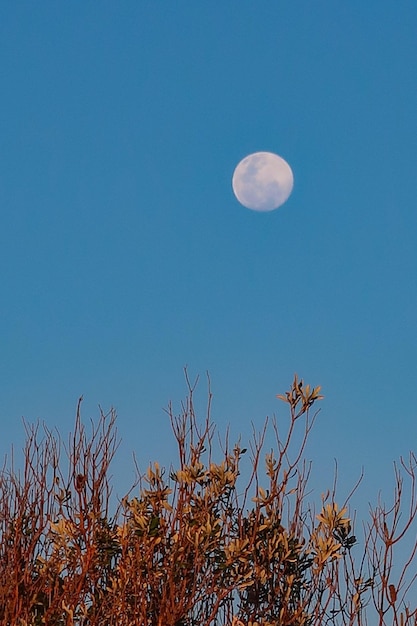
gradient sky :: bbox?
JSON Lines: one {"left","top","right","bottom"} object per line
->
{"left": 1, "top": 3, "right": 417, "bottom": 522}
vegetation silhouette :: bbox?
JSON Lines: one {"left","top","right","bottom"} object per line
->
{"left": 1, "top": 373, "right": 416, "bottom": 625}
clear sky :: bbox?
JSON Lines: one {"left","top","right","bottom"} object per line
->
{"left": 1, "top": 3, "right": 416, "bottom": 518}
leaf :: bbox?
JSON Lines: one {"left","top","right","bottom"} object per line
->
{"left": 389, "top": 584, "right": 397, "bottom": 604}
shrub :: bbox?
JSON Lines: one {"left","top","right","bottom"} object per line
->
{"left": 0, "top": 374, "right": 416, "bottom": 625}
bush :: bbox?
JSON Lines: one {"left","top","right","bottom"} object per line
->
{"left": 0, "top": 374, "right": 416, "bottom": 625}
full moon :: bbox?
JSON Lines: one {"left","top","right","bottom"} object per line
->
{"left": 232, "top": 151, "right": 294, "bottom": 212}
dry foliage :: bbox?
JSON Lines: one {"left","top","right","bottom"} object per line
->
{"left": 0, "top": 374, "right": 417, "bottom": 626}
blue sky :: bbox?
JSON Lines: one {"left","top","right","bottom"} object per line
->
{"left": 1, "top": 3, "right": 416, "bottom": 519}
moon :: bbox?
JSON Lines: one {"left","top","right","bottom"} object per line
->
{"left": 232, "top": 151, "right": 294, "bottom": 212}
